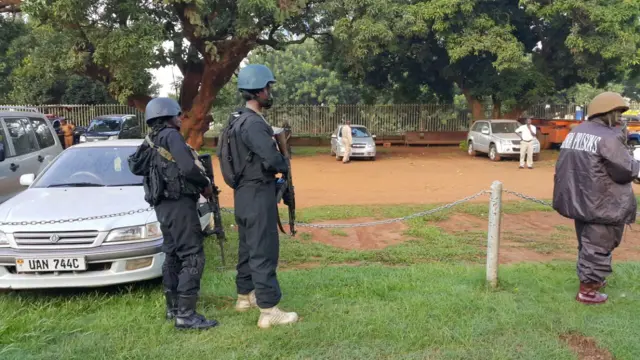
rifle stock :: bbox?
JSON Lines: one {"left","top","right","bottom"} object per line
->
{"left": 197, "top": 153, "right": 227, "bottom": 266}
{"left": 274, "top": 129, "right": 296, "bottom": 236}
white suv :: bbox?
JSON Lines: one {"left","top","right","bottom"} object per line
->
{"left": 467, "top": 119, "right": 540, "bottom": 161}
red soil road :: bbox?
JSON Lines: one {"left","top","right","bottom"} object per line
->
{"left": 212, "top": 146, "right": 564, "bottom": 209}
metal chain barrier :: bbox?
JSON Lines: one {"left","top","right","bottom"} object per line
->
{"left": 222, "top": 190, "right": 489, "bottom": 228}
{"left": 3, "top": 186, "right": 636, "bottom": 227}
{"left": 0, "top": 208, "right": 154, "bottom": 227}
{"left": 502, "top": 189, "right": 553, "bottom": 207}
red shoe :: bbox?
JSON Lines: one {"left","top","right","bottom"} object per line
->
{"left": 576, "top": 282, "right": 608, "bottom": 304}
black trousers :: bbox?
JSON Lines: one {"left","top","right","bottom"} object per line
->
{"left": 234, "top": 180, "right": 282, "bottom": 308}
{"left": 574, "top": 220, "right": 625, "bottom": 284}
{"left": 154, "top": 196, "right": 205, "bottom": 296}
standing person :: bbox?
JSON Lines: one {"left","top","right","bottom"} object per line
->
{"left": 515, "top": 117, "right": 536, "bottom": 169}
{"left": 341, "top": 120, "right": 353, "bottom": 164}
{"left": 60, "top": 118, "right": 75, "bottom": 149}
{"left": 553, "top": 91, "right": 640, "bottom": 305}
{"left": 128, "top": 97, "right": 218, "bottom": 330}
{"left": 217, "top": 64, "right": 299, "bottom": 329}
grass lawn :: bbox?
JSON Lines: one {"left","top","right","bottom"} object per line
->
{"left": 1, "top": 201, "right": 639, "bottom": 360}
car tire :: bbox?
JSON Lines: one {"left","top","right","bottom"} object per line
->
{"left": 467, "top": 141, "right": 477, "bottom": 156}
{"left": 370, "top": 156, "right": 376, "bottom": 161}
{"left": 489, "top": 144, "right": 501, "bottom": 161}
{"left": 533, "top": 154, "right": 540, "bottom": 162}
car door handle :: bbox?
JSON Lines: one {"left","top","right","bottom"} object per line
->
{"left": 10, "top": 163, "right": 19, "bottom": 172}
{"left": 37, "top": 155, "right": 44, "bottom": 162}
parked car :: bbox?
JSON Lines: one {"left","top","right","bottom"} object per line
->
{"left": 0, "top": 106, "right": 63, "bottom": 204}
{"left": 0, "top": 139, "right": 213, "bottom": 290}
{"left": 330, "top": 124, "right": 377, "bottom": 161}
{"left": 79, "top": 114, "right": 142, "bottom": 143}
{"left": 467, "top": 119, "right": 540, "bottom": 161}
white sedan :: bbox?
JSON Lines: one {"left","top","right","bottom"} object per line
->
{"left": 0, "top": 139, "right": 212, "bottom": 290}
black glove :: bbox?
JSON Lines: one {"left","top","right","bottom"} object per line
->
{"left": 275, "top": 179, "right": 293, "bottom": 207}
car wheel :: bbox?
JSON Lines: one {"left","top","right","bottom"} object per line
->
{"left": 467, "top": 141, "right": 477, "bottom": 156}
{"left": 370, "top": 156, "right": 376, "bottom": 161}
{"left": 533, "top": 154, "right": 540, "bottom": 162}
{"left": 489, "top": 144, "right": 501, "bottom": 161}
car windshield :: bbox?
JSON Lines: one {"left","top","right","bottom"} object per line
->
{"left": 88, "top": 118, "right": 122, "bottom": 132}
{"left": 351, "top": 127, "right": 371, "bottom": 138}
{"left": 32, "top": 146, "right": 142, "bottom": 188}
{"left": 491, "top": 122, "right": 519, "bottom": 134}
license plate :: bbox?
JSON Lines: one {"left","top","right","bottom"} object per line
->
{"left": 16, "top": 257, "right": 87, "bottom": 272}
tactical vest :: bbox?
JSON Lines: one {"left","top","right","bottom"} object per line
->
{"left": 128, "top": 132, "right": 200, "bottom": 205}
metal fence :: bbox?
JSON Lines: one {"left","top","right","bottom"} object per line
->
{"left": 3, "top": 101, "right": 640, "bottom": 137}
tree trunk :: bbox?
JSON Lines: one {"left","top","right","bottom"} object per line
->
{"left": 180, "top": 40, "right": 253, "bottom": 150}
{"left": 463, "top": 89, "right": 485, "bottom": 126}
{"left": 503, "top": 106, "right": 526, "bottom": 120}
{"left": 491, "top": 98, "right": 502, "bottom": 118}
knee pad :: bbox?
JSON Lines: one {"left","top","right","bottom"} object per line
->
{"left": 181, "top": 251, "right": 205, "bottom": 276}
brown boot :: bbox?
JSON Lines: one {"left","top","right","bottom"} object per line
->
{"left": 576, "top": 282, "right": 608, "bottom": 305}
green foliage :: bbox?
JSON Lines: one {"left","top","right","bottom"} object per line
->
{"left": 323, "top": 0, "right": 640, "bottom": 112}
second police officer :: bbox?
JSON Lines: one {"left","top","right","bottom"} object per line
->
{"left": 129, "top": 97, "right": 218, "bottom": 330}
{"left": 217, "top": 64, "right": 299, "bottom": 329}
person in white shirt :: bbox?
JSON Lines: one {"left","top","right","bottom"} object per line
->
{"left": 515, "top": 117, "right": 537, "bottom": 169}
{"left": 340, "top": 120, "right": 353, "bottom": 164}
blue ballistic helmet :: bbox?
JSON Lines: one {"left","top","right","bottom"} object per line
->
{"left": 237, "top": 64, "right": 276, "bottom": 91}
{"left": 145, "top": 97, "right": 182, "bottom": 124}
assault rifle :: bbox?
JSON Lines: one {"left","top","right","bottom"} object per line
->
{"left": 273, "top": 127, "right": 296, "bottom": 236}
{"left": 197, "top": 153, "right": 227, "bottom": 266}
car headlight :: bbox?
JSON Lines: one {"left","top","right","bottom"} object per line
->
{"left": 79, "top": 135, "right": 87, "bottom": 143}
{"left": 0, "top": 231, "right": 8, "bottom": 247}
{"left": 105, "top": 222, "right": 162, "bottom": 243}
{"left": 108, "top": 135, "right": 118, "bottom": 140}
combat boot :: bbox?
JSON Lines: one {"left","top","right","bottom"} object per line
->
{"left": 576, "top": 282, "right": 608, "bottom": 305}
{"left": 257, "top": 306, "right": 299, "bottom": 329}
{"left": 235, "top": 290, "right": 257, "bottom": 312}
{"left": 164, "top": 290, "right": 178, "bottom": 320}
{"left": 174, "top": 295, "right": 219, "bottom": 330}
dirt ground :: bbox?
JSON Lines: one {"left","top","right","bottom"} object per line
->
{"left": 214, "top": 145, "right": 640, "bottom": 263}
{"left": 212, "top": 146, "right": 561, "bottom": 209}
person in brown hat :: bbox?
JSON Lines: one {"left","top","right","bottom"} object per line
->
{"left": 552, "top": 92, "right": 639, "bottom": 304}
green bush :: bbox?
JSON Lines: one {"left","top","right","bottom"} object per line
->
{"left": 459, "top": 140, "right": 469, "bottom": 151}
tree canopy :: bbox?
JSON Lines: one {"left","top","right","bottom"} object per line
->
{"left": 1, "top": 0, "right": 639, "bottom": 144}
{"left": 322, "top": 0, "right": 640, "bottom": 120}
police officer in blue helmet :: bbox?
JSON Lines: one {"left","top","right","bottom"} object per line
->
{"left": 129, "top": 97, "right": 218, "bottom": 330}
{"left": 217, "top": 64, "right": 298, "bottom": 328}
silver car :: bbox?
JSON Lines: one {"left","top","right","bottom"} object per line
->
{"left": 330, "top": 124, "right": 377, "bottom": 161}
{"left": 0, "top": 106, "right": 63, "bottom": 204}
{"left": 0, "top": 139, "right": 213, "bottom": 290}
{"left": 466, "top": 119, "right": 540, "bottom": 161}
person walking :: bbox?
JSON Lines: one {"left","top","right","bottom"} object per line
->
{"left": 341, "top": 120, "right": 353, "bottom": 164}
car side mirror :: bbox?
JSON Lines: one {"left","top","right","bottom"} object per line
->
{"left": 0, "top": 144, "right": 5, "bottom": 162}
{"left": 20, "top": 173, "right": 35, "bottom": 186}
{"left": 372, "top": 134, "right": 377, "bottom": 139}
{"left": 481, "top": 128, "right": 490, "bottom": 135}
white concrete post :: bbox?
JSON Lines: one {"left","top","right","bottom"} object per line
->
{"left": 486, "top": 180, "right": 503, "bottom": 288}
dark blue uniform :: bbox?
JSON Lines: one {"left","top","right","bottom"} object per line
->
{"left": 231, "top": 108, "right": 288, "bottom": 308}
{"left": 152, "top": 127, "right": 210, "bottom": 297}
